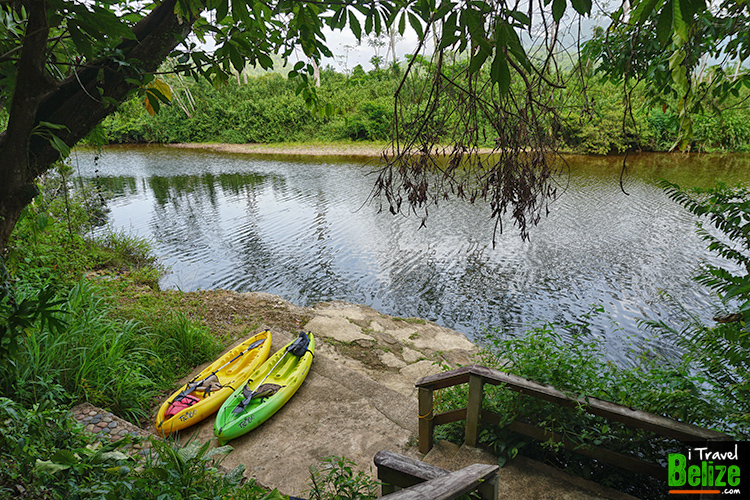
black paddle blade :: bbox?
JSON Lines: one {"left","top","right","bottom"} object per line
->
{"left": 287, "top": 331, "right": 310, "bottom": 357}
{"left": 246, "top": 337, "right": 266, "bottom": 350}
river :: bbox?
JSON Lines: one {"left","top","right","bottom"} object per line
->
{"left": 71, "top": 145, "right": 750, "bottom": 365}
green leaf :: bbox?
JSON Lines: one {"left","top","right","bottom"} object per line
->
{"left": 552, "top": 0, "right": 567, "bottom": 23}
{"left": 438, "top": 12, "right": 460, "bottom": 49}
{"left": 364, "top": 10, "right": 373, "bottom": 34}
{"left": 215, "top": 0, "right": 228, "bottom": 20}
{"left": 508, "top": 10, "right": 531, "bottom": 26}
{"left": 462, "top": 8, "right": 484, "bottom": 41}
{"left": 68, "top": 23, "right": 93, "bottom": 60}
{"left": 398, "top": 12, "right": 406, "bottom": 35}
{"left": 468, "top": 47, "right": 490, "bottom": 74}
{"left": 570, "top": 0, "right": 592, "bottom": 16}
{"left": 35, "top": 459, "right": 70, "bottom": 474}
{"left": 491, "top": 51, "right": 511, "bottom": 95}
{"left": 408, "top": 13, "right": 424, "bottom": 39}
{"left": 227, "top": 43, "right": 244, "bottom": 72}
{"left": 672, "top": 0, "right": 690, "bottom": 43}
{"left": 50, "top": 135, "right": 70, "bottom": 157}
{"left": 656, "top": 1, "right": 673, "bottom": 45}
{"left": 50, "top": 450, "right": 78, "bottom": 465}
{"left": 257, "top": 54, "right": 273, "bottom": 69}
{"left": 349, "top": 11, "right": 362, "bottom": 41}
{"left": 630, "top": 0, "right": 661, "bottom": 24}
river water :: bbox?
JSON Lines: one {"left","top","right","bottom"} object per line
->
{"left": 71, "top": 145, "right": 750, "bottom": 364}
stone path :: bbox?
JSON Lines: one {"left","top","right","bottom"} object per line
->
{"left": 70, "top": 402, "right": 155, "bottom": 455}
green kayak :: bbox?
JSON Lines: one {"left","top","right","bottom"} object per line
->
{"left": 214, "top": 331, "right": 314, "bottom": 444}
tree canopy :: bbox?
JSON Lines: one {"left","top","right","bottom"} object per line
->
{"left": 0, "top": 0, "right": 748, "bottom": 249}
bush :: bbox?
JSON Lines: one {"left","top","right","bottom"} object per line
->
{"left": 0, "top": 397, "right": 283, "bottom": 500}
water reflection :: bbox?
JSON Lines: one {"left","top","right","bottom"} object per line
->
{"left": 72, "top": 145, "right": 750, "bottom": 364}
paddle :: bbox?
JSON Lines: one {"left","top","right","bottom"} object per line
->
{"left": 232, "top": 331, "right": 310, "bottom": 413}
{"left": 172, "top": 336, "right": 267, "bottom": 403}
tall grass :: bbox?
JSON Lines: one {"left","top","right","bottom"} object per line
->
{"left": 2, "top": 279, "right": 219, "bottom": 423}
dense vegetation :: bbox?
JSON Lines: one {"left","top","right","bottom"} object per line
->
{"left": 100, "top": 60, "right": 750, "bottom": 154}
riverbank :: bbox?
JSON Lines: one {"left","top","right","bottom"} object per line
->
{"left": 166, "top": 141, "right": 501, "bottom": 158}
{"left": 71, "top": 285, "right": 638, "bottom": 500}
{"left": 168, "top": 142, "right": 390, "bottom": 158}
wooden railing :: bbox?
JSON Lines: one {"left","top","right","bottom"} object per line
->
{"left": 374, "top": 450, "right": 499, "bottom": 500}
{"left": 416, "top": 365, "right": 732, "bottom": 481}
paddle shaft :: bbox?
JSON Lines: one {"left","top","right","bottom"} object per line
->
{"left": 251, "top": 349, "right": 289, "bottom": 393}
{"left": 206, "top": 337, "right": 266, "bottom": 381}
{"left": 177, "top": 336, "right": 266, "bottom": 402}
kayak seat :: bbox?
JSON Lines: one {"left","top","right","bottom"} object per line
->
{"left": 194, "top": 374, "right": 222, "bottom": 397}
{"left": 251, "top": 383, "right": 283, "bottom": 400}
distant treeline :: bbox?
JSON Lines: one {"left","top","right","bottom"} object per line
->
{"left": 102, "top": 61, "right": 750, "bottom": 154}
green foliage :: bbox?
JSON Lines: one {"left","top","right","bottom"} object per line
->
{"left": 0, "top": 397, "right": 282, "bottom": 500}
{"left": 306, "top": 455, "right": 381, "bottom": 500}
{"left": 436, "top": 305, "right": 748, "bottom": 497}
{"left": 4, "top": 165, "right": 163, "bottom": 287}
{"left": 103, "top": 69, "right": 402, "bottom": 145}
{"left": 661, "top": 181, "right": 750, "bottom": 321}
{"left": 646, "top": 181, "right": 750, "bottom": 429}
{"left": 102, "top": 61, "right": 750, "bottom": 153}
{"left": 0, "top": 279, "right": 219, "bottom": 423}
{"left": 0, "top": 397, "right": 89, "bottom": 499}
{"left": 582, "top": 0, "right": 750, "bottom": 150}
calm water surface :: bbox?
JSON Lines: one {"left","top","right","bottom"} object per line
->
{"left": 72, "top": 145, "right": 750, "bottom": 364}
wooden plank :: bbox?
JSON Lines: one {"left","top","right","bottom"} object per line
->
{"left": 433, "top": 408, "right": 466, "bottom": 427}
{"left": 465, "top": 374, "right": 484, "bottom": 447}
{"left": 374, "top": 450, "right": 450, "bottom": 494}
{"left": 418, "top": 387, "right": 434, "bottom": 454}
{"left": 380, "top": 463, "right": 500, "bottom": 500}
{"left": 416, "top": 366, "right": 472, "bottom": 391}
{"left": 467, "top": 365, "right": 730, "bottom": 443}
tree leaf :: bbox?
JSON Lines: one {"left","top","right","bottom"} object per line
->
{"left": 227, "top": 43, "right": 244, "bottom": 72}
{"left": 570, "top": 0, "right": 592, "bottom": 16}
{"left": 349, "top": 11, "right": 362, "bottom": 41}
{"left": 408, "top": 13, "right": 424, "bottom": 39}
{"left": 656, "top": 1, "right": 673, "bottom": 45}
{"left": 672, "top": 0, "right": 690, "bottom": 43}
{"left": 468, "top": 47, "right": 490, "bottom": 74}
{"left": 491, "top": 50, "right": 511, "bottom": 95}
{"left": 552, "top": 0, "right": 567, "bottom": 23}
{"left": 630, "top": 0, "right": 661, "bottom": 24}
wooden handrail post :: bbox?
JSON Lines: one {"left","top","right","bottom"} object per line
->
{"left": 465, "top": 373, "right": 484, "bottom": 447}
{"left": 418, "top": 387, "right": 434, "bottom": 454}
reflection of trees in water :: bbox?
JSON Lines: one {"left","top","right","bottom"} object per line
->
{"left": 147, "top": 172, "right": 268, "bottom": 206}
{"left": 76, "top": 176, "right": 137, "bottom": 199}
{"left": 150, "top": 173, "right": 269, "bottom": 262}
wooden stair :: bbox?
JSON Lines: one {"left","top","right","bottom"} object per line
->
{"left": 419, "top": 440, "right": 641, "bottom": 500}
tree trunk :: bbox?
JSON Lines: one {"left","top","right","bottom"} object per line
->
{"left": 0, "top": 0, "right": 200, "bottom": 251}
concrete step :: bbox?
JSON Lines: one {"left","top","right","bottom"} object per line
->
{"left": 421, "top": 441, "right": 640, "bottom": 500}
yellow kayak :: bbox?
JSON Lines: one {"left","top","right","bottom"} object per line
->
{"left": 155, "top": 330, "right": 271, "bottom": 437}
